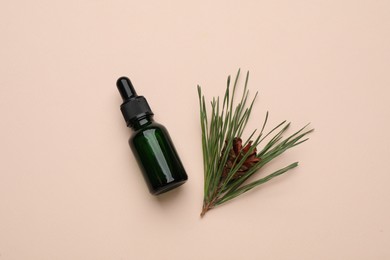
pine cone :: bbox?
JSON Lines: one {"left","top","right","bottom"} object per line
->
{"left": 221, "top": 137, "right": 261, "bottom": 180}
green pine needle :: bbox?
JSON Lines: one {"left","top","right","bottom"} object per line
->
{"left": 198, "top": 70, "right": 313, "bottom": 217}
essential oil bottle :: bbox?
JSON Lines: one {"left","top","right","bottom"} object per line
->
{"left": 116, "top": 77, "right": 188, "bottom": 195}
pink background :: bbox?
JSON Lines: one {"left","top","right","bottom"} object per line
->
{"left": 1, "top": 0, "right": 389, "bottom": 259}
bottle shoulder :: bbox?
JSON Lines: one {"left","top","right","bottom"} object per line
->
{"left": 130, "top": 121, "right": 167, "bottom": 139}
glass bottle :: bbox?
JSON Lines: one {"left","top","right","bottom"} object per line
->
{"left": 117, "top": 77, "right": 188, "bottom": 195}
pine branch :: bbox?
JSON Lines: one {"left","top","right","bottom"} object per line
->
{"left": 198, "top": 70, "right": 313, "bottom": 217}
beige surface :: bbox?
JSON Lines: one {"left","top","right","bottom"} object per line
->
{"left": 1, "top": 0, "right": 389, "bottom": 259}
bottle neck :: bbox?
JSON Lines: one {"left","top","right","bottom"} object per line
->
{"left": 129, "top": 115, "right": 154, "bottom": 131}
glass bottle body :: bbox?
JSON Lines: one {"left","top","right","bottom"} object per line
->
{"left": 129, "top": 116, "right": 188, "bottom": 195}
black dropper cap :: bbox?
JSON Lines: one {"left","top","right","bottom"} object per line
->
{"left": 117, "top": 77, "right": 154, "bottom": 127}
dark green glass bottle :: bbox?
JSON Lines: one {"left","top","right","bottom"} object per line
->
{"left": 116, "top": 77, "right": 188, "bottom": 195}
